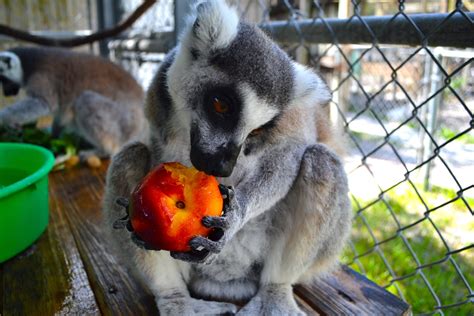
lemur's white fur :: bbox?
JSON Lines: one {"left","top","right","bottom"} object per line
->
{"left": 103, "top": 1, "right": 351, "bottom": 315}
{"left": 185, "top": 0, "right": 240, "bottom": 53}
{"left": 0, "top": 52, "right": 23, "bottom": 84}
{"left": 292, "top": 63, "right": 332, "bottom": 107}
{"left": 238, "top": 83, "right": 280, "bottom": 141}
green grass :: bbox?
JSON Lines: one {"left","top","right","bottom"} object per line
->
{"left": 341, "top": 184, "right": 474, "bottom": 315}
{"left": 439, "top": 127, "right": 474, "bottom": 145}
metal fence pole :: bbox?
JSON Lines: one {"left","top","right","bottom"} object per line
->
{"left": 174, "top": 0, "right": 195, "bottom": 45}
{"left": 259, "top": 13, "right": 474, "bottom": 48}
{"left": 97, "top": 0, "right": 122, "bottom": 56}
{"left": 421, "top": 50, "right": 443, "bottom": 191}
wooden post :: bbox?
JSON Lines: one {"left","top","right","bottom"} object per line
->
{"left": 295, "top": 0, "right": 311, "bottom": 65}
{"left": 330, "top": 0, "right": 351, "bottom": 129}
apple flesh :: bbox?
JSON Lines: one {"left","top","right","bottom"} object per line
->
{"left": 130, "top": 162, "right": 223, "bottom": 252}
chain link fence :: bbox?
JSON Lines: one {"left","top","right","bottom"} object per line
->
{"left": 111, "top": 1, "right": 473, "bottom": 314}
{"left": 237, "top": 1, "right": 473, "bottom": 315}
{"left": 1, "top": 0, "right": 471, "bottom": 314}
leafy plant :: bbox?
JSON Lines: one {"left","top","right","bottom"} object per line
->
{"left": 0, "top": 124, "right": 80, "bottom": 156}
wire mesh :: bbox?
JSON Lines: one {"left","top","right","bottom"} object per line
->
{"left": 230, "top": 1, "right": 473, "bottom": 314}
{"left": 110, "top": 0, "right": 473, "bottom": 314}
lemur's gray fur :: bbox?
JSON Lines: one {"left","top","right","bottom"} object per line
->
{"left": 103, "top": 1, "right": 351, "bottom": 315}
{"left": 0, "top": 47, "right": 146, "bottom": 157}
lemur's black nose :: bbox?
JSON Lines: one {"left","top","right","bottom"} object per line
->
{"left": 190, "top": 143, "right": 241, "bottom": 178}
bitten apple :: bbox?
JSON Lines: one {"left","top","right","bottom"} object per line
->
{"left": 130, "top": 162, "right": 223, "bottom": 252}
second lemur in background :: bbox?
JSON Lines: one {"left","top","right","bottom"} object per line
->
{"left": 0, "top": 47, "right": 147, "bottom": 157}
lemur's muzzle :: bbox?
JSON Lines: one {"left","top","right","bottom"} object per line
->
{"left": 190, "top": 142, "right": 241, "bottom": 178}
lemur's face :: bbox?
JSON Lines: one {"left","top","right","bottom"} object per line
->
{"left": 0, "top": 52, "right": 22, "bottom": 96}
{"left": 167, "top": 0, "right": 294, "bottom": 177}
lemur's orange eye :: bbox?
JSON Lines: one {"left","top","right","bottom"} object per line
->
{"left": 212, "top": 97, "right": 229, "bottom": 113}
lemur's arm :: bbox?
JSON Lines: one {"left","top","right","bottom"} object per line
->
{"left": 0, "top": 97, "right": 51, "bottom": 126}
{"left": 172, "top": 141, "right": 307, "bottom": 262}
{"left": 234, "top": 143, "right": 306, "bottom": 221}
{"left": 0, "top": 74, "right": 57, "bottom": 126}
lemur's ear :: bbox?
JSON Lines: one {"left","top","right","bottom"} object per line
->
{"left": 190, "top": 0, "right": 239, "bottom": 56}
{"left": 292, "top": 64, "right": 332, "bottom": 108}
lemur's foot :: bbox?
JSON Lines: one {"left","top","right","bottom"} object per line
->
{"left": 237, "top": 284, "right": 306, "bottom": 316}
{"left": 158, "top": 291, "right": 238, "bottom": 315}
{"left": 78, "top": 149, "right": 110, "bottom": 168}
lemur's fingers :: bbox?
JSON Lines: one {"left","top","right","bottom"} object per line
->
{"left": 115, "top": 196, "right": 130, "bottom": 209}
{"left": 170, "top": 249, "right": 210, "bottom": 263}
{"left": 202, "top": 216, "right": 229, "bottom": 229}
{"left": 218, "top": 184, "right": 234, "bottom": 201}
{"left": 113, "top": 213, "right": 129, "bottom": 229}
{"left": 189, "top": 236, "right": 223, "bottom": 253}
{"left": 113, "top": 197, "right": 131, "bottom": 229}
{"left": 115, "top": 196, "right": 158, "bottom": 250}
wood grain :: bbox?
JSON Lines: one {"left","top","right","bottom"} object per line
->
{"left": 49, "top": 163, "right": 157, "bottom": 315}
{"left": 1, "top": 173, "right": 100, "bottom": 315}
{"left": 294, "top": 265, "right": 411, "bottom": 316}
{"left": 295, "top": 294, "right": 320, "bottom": 316}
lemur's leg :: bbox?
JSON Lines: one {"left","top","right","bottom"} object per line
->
{"left": 237, "top": 144, "right": 351, "bottom": 316}
{"left": 0, "top": 97, "right": 50, "bottom": 126}
{"left": 73, "top": 90, "right": 129, "bottom": 157}
{"left": 103, "top": 143, "right": 238, "bottom": 315}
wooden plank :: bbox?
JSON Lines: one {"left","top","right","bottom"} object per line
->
{"left": 49, "top": 163, "right": 157, "bottom": 315}
{"left": 295, "top": 294, "right": 320, "bottom": 316}
{"left": 1, "top": 175, "right": 100, "bottom": 315}
{"left": 294, "top": 265, "right": 411, "bottom": 316}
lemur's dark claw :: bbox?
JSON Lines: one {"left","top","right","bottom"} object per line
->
{"left": 131, "top": 232, "right": 147, "bottom": 248}
{"left": 218, "top": 184, "right": 234, "bottom": 201}
{"left": 126, "top": 220, "right": 134, "bottom": 232}
{"left": 190, "top": 236, "right": 223, "bottom": 253}
{"left": 170, "top": 248, "right": 210, "bottom": 263}
{"left": 226, "top": 187, "right": 235, "bottom": 201}
{"left": 202, "top": 216, "right": 229, "bottom": 229}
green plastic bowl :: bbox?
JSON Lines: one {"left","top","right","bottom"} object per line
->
{"left": 0, "top": 142, "right": 55, "bottom": 263}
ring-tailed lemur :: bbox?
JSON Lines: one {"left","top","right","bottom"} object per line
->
{"left": 0, "top": 47, "right": 146, "bottom": 157}
{"left": 103, "top": 1, "right": 351, "bottom": 315}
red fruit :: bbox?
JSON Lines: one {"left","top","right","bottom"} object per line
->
{"left": 130, "top": 162, "right": 223, "bottom": 252}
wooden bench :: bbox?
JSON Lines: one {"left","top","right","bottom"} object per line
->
{"left": 0, "top": 162, "right": 410, "bottom": 315}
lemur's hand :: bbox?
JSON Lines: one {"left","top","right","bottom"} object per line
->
{"left": 170, "top": 185, "right": 242, "bottom": 264}
{"left": 113, "top": 197, "right": 161, "bottom": 251}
